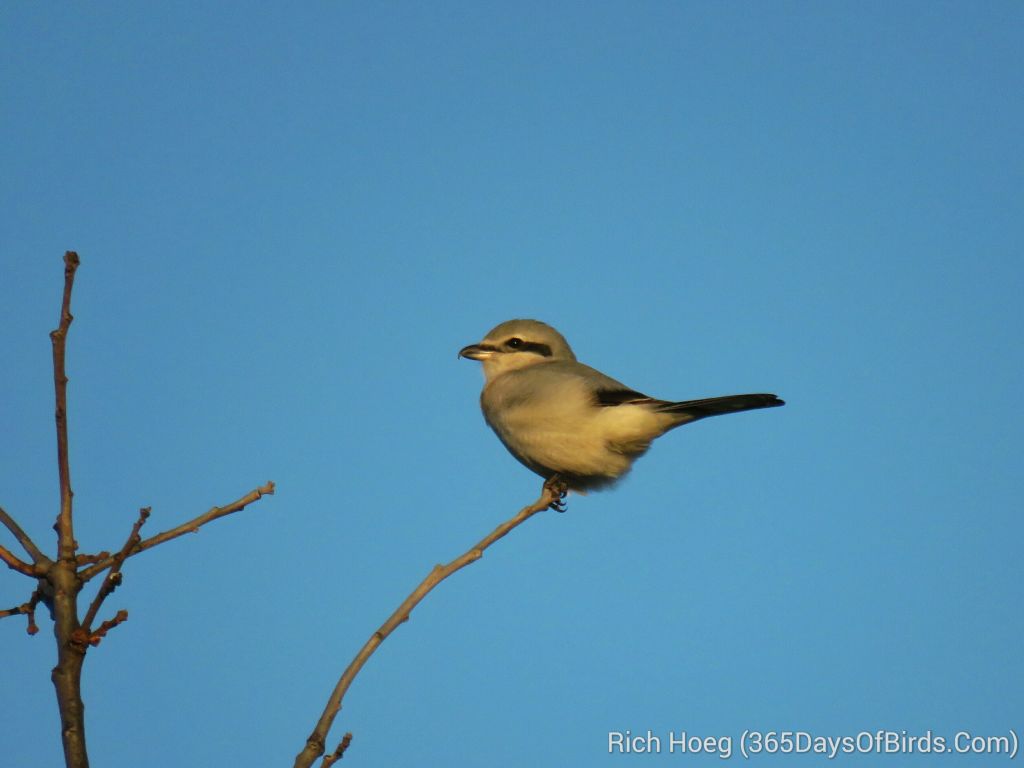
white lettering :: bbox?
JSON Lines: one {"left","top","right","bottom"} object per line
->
{"left": 607, "top": 729, "right": 660, "bottom": 753}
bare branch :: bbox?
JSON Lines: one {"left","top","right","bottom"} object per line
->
{"left": 321, "top": 733, "right": 353, "bottom": 767}
{"left": 27, "top": 254, "right": 275, "bottom": 768}
{"left": 0, "top": 505, "right": 48, "bottom": 564}
{"left": 87, "top": 609, "right": 129, "bottom": 646}
{"left": 76, "top": 551, "right": 111, "bottom": 566}
{"left": 46, "top": 252, "right": 89, "bottom": 768}
{"left": 0, "top": 543, "right": 36, "bottom": 576}
{"left": 78, "top": 482, "right": 276, "bottom": 582}
{"left": 51, "top": 250, "right": 81, "bottom": 563}
{"left": 51, "top": 558, "right": 87, "bottom": 768}
{"left": 81, "top": 508, "right": 149, "bottom": 631}
{"left": 293, "top": 483, "right": 558, "bottom": 768}
{"left": 0, "top": 588, "right": 43, "bottom": 634}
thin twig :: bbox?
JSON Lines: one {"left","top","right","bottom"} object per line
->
{"left": 78, "top": 482, "right": 276, "bottom": 582}
{"left": 321, "top": 733, "right": 353, "bottom": 767}
{"left": 0, "top": 543, "right": 36, "bottom": 576}
{"left": 80, "top": 508, "right": 149, "bottom": 631}
{"left": 79, "top": 609, "right": 129, "bottom": 647}
{"left": 0, "top": 505, "right": 47, "bottom": 564}
{"left": 76, "top": 551, "right": 111, "bottom": 566}
{"left": 51, "top": 250, "right": 80, "bottom": 564}
{"left": 292, "top": 484, "right": 558, "bottom": 768}
{"left": 1, "top": 588, "right": 43, "bottom": 634}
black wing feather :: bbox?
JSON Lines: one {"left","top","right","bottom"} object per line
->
{"left": 594, "top": 388, "right": 656, "bottom": 407}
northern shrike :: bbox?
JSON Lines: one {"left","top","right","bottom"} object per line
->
{"left": 459, "top": 319, "right": 783, "bottom": 508}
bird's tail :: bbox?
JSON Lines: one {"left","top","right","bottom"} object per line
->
{"left": 656, "top": 393, "right": 785, "bottom": 423}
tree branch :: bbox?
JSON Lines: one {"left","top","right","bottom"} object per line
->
{"left": 0, "top": 542, "right": 36, "bottom": 576}
{"left": 46, "top": 251, "right": 89, "bottom": 768}
{"left": 321, "top": 733, "right": 352, "bottom": 767}
{"left": 0, "top": 505, "right": 48, "bottom": 564}
{"left": 78, "top": 483, "right": 275, "bottom": 582}
{"left": 51, "top": 250, "right": 80, "bottom": 564}
{"left": 0, "top": 603, "right": 31, "bottom": 619}
{"left": 80, "top": 508, "right": 149, "bottom": 631}
{"left": 75, "top": 551, "right": 111, "bottom": 567}
{"left": 16, "top": 252, "right": 277, "bottom": 768}
{"left": 292, "top": 483, "right": 558, "bottom": 768}
{"left": 0, "top": 587, "right": 43, "bottom": 634}
{"left": 0, "top": 606, "right": 30, "bottom": 622}
{"left": 73, "top": 609, "right": 129, "bottom": 648}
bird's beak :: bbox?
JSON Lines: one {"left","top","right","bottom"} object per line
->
{"left": 458, "top": 343, "right": 496, "bottom": 360}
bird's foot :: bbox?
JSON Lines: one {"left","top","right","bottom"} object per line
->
{"left": 544, "top": 475, "right": 569, "bottom": 513}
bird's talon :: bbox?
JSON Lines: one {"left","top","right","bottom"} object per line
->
{"left": 544, "top": 476, "right": 569, "bottom": 512}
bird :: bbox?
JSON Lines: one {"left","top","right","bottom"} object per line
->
{"left": 458, "top": 319, "right": 783, "bottom": 510}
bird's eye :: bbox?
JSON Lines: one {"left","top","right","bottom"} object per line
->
{"left": 506, "top": 337, "right": 524, "bottom": 349}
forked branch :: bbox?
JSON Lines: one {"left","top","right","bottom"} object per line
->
{"left": 80, "top": 507, "right": 150, "bottom": 631}
{"left": 0, "top": 505, "right": 47, "bottom": 565}
{"left": 78, "top": 483, "right": 276, "bottom": 582}
{"left": 0, "top": 253, "right": 277, "bottom": 768}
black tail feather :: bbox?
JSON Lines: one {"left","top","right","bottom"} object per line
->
{"left": 656, "top": 393, "right": 785, "bottom": 421}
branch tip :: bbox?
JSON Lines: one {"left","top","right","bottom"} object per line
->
{"left": 52, "top": 251, "right": 80, "bottom": 563}
{"left": 321, "top": 733, "right": 353, "bottom": 766}
{"left": 78, "top": 482, "right": 275, "bottom": 582}
{"left": 1, "top": 590, "right": 43, "bottom": 635}
{"left": 88, "top": 609, "right": 129, "bottom": 646}
{"left": 81, "top": 505, "right": 152, "bottom": 629}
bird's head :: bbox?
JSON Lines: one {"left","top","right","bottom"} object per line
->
{"left": 459, "top": 319, "right": 576, "bottom": 381}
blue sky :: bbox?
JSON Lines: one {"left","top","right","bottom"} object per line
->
{"left": 2, "top": 2, "right": 1021, "bottom": 766}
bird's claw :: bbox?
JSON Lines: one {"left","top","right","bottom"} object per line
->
{"left": 544, "top": 476, "right": 569, "bottom": 513}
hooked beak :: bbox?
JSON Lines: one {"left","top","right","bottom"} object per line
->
{"left": 458, "top": 343, "right": 497, "bottom": 361}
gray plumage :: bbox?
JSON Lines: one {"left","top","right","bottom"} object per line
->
{"left": 459, "top": 319, "right": 783, "bottom": 492}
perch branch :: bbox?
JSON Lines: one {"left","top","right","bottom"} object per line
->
{"left": 292, "top": 484, "right": 558, "bottom": 768}
{"left": 78, "top": 482, "right": 276, "bottom": 582}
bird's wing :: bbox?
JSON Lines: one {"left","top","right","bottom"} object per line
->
{"left": 532, "top": 360, "right": 667, "bottom": 409}
{"left": 537, "top": 361, "right": 643, "bottom": 401}
{"left": 594, "top": 388, "right": 661, "bottom": 407}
